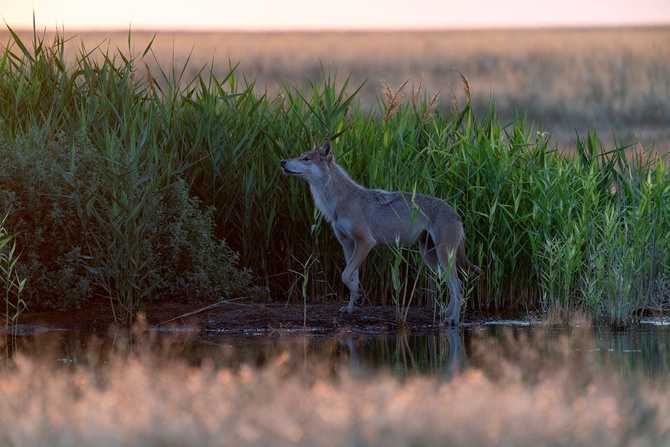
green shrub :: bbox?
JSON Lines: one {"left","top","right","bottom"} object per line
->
{"left": 0, "top": 132, "right": 93, "bottom": 309}
{"left": 139, "top": 178, "right": 259, "bottom": 304}
{"left": 0, "top": 132, "right": 261, "bottom": 319}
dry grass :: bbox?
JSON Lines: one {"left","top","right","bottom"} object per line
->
{"left": 2, "top": 27, "right": 668, "bottom": 151}
{"left": 382, "top": 79, "right": 408, "bottom": 123}
{"left": 0, "top": 328, "right": 668, "bottom": 446}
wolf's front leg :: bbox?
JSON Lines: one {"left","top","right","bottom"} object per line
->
{"left": 337, "top": 237, "right": 373, "bottom": 314}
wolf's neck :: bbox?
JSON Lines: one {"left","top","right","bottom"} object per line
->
{"left": 310, "top": 162, "right": 363, "bottom": 222}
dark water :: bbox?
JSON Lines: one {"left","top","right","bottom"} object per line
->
{"left": 5, "top": 317, "right": 670, "bottom": 380}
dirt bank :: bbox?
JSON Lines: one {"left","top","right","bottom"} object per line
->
{"left": 17, "top": 299, "right": 451, "bottom": 334}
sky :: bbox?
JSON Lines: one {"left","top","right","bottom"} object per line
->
{"left": 2, "top": 0, "right": 670, "bottom": 30}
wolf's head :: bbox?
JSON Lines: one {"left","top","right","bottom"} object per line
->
{"left": 280, "top": 139, "right": 334, "bottom": 183}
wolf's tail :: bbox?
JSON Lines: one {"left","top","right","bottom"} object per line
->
{"left": 456, "top": 239, "right": 483, "bottom": 277}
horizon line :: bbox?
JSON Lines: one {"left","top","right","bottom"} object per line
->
{"left": 3, "top": 22, "right": 670, "bottom": 34}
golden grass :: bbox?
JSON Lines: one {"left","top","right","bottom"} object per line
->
{"left": 2, "top": 27, "right": 668, "bottom": 151}
{"left": 382, "top": 79, "right": 408, "bottom": 123}
{"left": 0, "top": 328, "right": 668, "bottom": 446}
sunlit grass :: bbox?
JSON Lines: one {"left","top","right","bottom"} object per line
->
{"left": 4, "top": 27, "right": 668, "bottom": 150}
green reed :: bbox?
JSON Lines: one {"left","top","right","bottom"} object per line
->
{"left": 0, "top": 214, "right": 26, "bottom": 337}
{"left": 0, "top": 25, "right": 667, "bottom": 325}
{"left": 0, "top": 213, "right": 26, "bottom": 359}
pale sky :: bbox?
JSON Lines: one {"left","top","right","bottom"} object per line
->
{"left": 2, "top": 0, "right": 670, "bottom": 30}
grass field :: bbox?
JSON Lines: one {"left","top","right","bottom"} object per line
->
{"left": 4, "top": 27, "right": 668, "bottom": 151}
{"left": 0, "top": 26, "right": 668, "bottom": 326}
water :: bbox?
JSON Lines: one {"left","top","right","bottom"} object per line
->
{"left": 6, "top": 317, "right": 670, "bottom": 378}
{"left": 2, "top": 320, "right": 669, "bottom": 446}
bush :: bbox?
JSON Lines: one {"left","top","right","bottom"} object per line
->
{"left": 140, "top": 178, "right": 259, "bottom": 303}
{"left": 0, "top": 131, "right": 93, "bottom": 309}
{"left": 0, "top": 132, "right": 261, "bottom": 315}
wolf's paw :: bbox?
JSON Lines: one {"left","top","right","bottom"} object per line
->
{"left": 440, "top": 309, "right": 460, "bottom": 327}
{"left": 445, "top": 317, "right": 459, "bottom": 327}
{"left": 338, "top": 304, "right": 355, "bottom": 314}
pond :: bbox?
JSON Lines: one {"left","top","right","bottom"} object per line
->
{"left": 1, "top": 319, "right": 669, "bottom": 446}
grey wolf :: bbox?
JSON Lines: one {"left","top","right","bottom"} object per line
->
{"left": 281, "top": 139, "right": 481, "bottom": 325}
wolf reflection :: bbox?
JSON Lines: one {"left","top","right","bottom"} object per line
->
{"left": 338, "top": 328, "right": 466, "bottom": 378}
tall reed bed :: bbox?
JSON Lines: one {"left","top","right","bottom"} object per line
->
{"left": 0, "top": 26, "right": 667, "bottom": 325}
{"left": 0, "top": 27, "right": 258, "bottom": 325}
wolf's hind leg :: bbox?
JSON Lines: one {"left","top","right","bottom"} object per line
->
{"left": 419, "top": 231, "right": 439, "bottom": 306}
{"left": 444, "top": 268, "right": 463, "bottom": 326}
{"left": 339, "top": 269, "right": 360, "bottom": 314}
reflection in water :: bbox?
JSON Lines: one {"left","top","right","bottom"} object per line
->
{"left": 5, "top": 321, "right": 670, "bottom": 380}
{"left": 1, "top": 323, "right": 670, "bottom": 446}
{"left": 335, "top": 327, "right": 465, "bottom": 379}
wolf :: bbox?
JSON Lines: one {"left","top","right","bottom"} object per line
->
{"left": 280, "top": 139, "right": 481, "bottom": 325}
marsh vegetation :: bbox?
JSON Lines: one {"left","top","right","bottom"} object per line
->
{"left": 26, "top": 27, "right": 669, "bottom": 150}
{"left": 0, "top": 26, "right": 668, "bottom": 328}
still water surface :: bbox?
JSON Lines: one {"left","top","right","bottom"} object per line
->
{"left": 3, "top": 318, "right": 670, "bottom": 446}
{"left": 8, "top": 317, "right": 670, "bottom": 380}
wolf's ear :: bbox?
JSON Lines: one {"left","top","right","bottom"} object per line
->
{"left": 320, "top": 139, "right": 332, "bottom": 156}
{"left": 320, "top": 139, "right": 334, "bottom": 164}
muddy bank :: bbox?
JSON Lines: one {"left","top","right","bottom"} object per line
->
{"left": 15, "top": 300, "right": 454, "bottom": 334}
